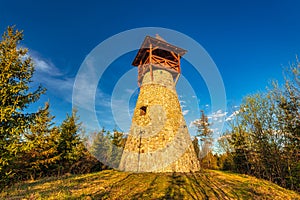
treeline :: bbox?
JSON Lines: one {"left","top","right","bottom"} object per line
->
{"left": 218, "top": 60, "right": 300, "bottom": 191}
{"left": 192, "top": 58, "right": 300, "bottom": 192}
{"left": 0, "top": 26, "right": 126, "bottom": 190}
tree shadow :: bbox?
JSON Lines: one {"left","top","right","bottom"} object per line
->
{"left": 161, "top": 173, "right": 186, "bottom": 200}
{"left": 192, "top": 171, "right": 235, "bottom": 200}
{"left": 6, "top": 170, "right": 290, "bottom": 199}
{"left": 92, "top": 173, "right": 134, "bottom": 199}
{"left": 91, "top": 171, "right": 240, "bottom": 200}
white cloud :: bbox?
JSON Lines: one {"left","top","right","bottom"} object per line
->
{"left": 189, "top": 118, "right": 218, "bottom": 135}
{"left": 179, "top": 100, "right": 188, "bottom": 110}
{"left": 182, "top": 110, "right": 189, "bottom": 116}
{"left": 225, "top": 118, "right": 232, "bottom": 122}
{"left": 190, "top": 110, "right": 227, "bottom": 126}
{"left": 225, "top": 110, "right": 240, "bottom": 121}
{"left": 211, "top": 127, "right": 219, "bottom": 134}
{"left": 29, "top": 50, "right": 62, "bottom": 76}
{"left": 189, "top": 121, "right": 195, "bottom": 128}
{"left": 27, "top": 49, "right": 76, "bottom": 103}
{"left": 125, "top": 88, "right": 135, "bottom": 94}
{"left": 189, "top": 109, "right": 227, "bottom": 137}
{"left": 34, "top": 57, "right": 61, "bottom": 76}
{"left": 29, "top": 50, "right": 114, "bottom": 111}
{"left": 210, "top": 109, "right": 227, "bottom": 121}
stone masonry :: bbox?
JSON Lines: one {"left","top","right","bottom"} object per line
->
{"left": 119, "top": 68, "right": 200, "bottom": 172}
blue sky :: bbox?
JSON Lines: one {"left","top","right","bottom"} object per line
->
{"left": 1, "top": 0, "right": 300, "bottom": 137}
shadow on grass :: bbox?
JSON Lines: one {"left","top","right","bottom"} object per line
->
{"left": 5, "top": 170, "right": 120, "bottom": 199}
{"left": 162, "top": 173, "right": 185, "bottom": 200}
{"left": 90, "top": 171, "right": 254, "bottom": 200}
{"left": 92, "top": 173, "right": 172, "bottom": 199}
{"left": 3, "top": 170, "right": 300, "bottom": 199}
{"left": 91, "top": 171, "right": 239, "bottom": 200}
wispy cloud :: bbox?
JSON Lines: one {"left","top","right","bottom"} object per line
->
{"left": 225, "top": 110, "right": 240, "bottom": 121}
{"left": 210, "top": 109, "right": 227, "bottom": 121}
{"left": 33, "top": 56, "right": 62, "bottom": 76}
{"left": 125, "top": 88, "right": 135, "bottom": 94}
{"left": 182, "top": 110, "right": 189, "bottom": 116}
{"left": 29, "top": 49, "right": 74, "bottom": 102}
{"left": 179, "top": 100, "right": 188, "bottom": 109}
{"left": 24, "top": 48, "right": 62, "bottom": 76}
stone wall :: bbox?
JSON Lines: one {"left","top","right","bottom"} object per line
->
{"left": 119, "top": 68, "right": 200, "bottom": 172}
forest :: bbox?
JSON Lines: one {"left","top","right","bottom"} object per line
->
{"left": 0, "top": 26, "right": 299, "bottom": 194}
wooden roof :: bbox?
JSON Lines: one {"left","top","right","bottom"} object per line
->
{"left": 132, "top": 36, "right": 187, "bottom": 66}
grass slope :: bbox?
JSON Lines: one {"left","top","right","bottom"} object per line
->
{"left": 2, "top": 170, "right": 299, "bottom": 200}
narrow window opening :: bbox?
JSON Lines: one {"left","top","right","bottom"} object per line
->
{"left": 140, "top": 106, "right": 147, "bottom": 116}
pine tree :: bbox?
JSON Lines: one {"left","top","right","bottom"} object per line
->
{"left": 23, "top": 102, "right": 60, "bottom": 179}
{"left": 57, "top": 109, "right": 83, "bottom": 174}
{"left": 193, "top": 110, "right": 213, "bottom": 159}
{"left": 90, "top": 128, "right": 112, "bottom": 168}
{"left": 0, "top": 26, "right": 45, "bottom": 188}
{"left": 193, "top": 110, "right": 213, "bottom": 148}
{"left": 110, "top": 129, "right": 125, "bottom": 168}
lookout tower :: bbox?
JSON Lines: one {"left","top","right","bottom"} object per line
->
{"left": 119, "top": 35, "right": 200, "bottom": 172}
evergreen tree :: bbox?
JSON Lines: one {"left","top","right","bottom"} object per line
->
{"left": 110, "top": 128, "right": 125, "bottom": 168}
{"left": 193, "top": 110, "right": 213, "bottom": 168}
{"left": 193, "top": 110, "right": 213, "bottom": 153}
{"left": 57, "top": 109, "right": 83, "bottom": 174}
{"left": 0, "top": 26, "right": 45, "bottom": 188}
{"left": 23, "top": 102, "right": 60, "bottom": 179}
{"left": 90, "top": 128, "right": 112, "bottom": 168}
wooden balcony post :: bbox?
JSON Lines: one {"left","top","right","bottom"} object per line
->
{"left": 150, "top": 43, "right": 153, "bottom": 81}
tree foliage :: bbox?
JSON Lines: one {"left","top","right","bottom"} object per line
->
{"left": 193, "top": 110, "right": 215, "bottom": 169}
{"left": 0, "top": 26, "right": 103, "bottom": 190}
{"left": 221, "top": 59, "right": 300, "bottom": 191}
{"left": 90, "top": 128, "right": 126, "bottom": 169}
{"left": 0, "top": 26, "right": 45, "bottom": 187}
{"left": 22, "top": 102, "right": 60, "bottom": 179}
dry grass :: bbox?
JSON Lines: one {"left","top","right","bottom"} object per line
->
{"left": 1, "top": 170, "right": 299, "bottom": 200}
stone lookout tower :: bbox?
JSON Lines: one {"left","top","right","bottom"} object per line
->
{"left": 119, "top": 35, "right": 200, "bottom": 172}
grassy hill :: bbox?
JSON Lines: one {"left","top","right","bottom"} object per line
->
{"left": 1, "top": 170, "right": 299, "bottom": 200}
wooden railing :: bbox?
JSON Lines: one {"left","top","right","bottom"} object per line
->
{"left": 137, "top": 54, "right": 180, "bottom": 86}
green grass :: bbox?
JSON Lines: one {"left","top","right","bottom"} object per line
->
{"left": 1, "top": 170, "right": 300, "bottom": 199}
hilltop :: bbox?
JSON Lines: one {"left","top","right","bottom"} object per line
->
{"left": 1, "top": 170, "right": 299, "bottom": 200}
